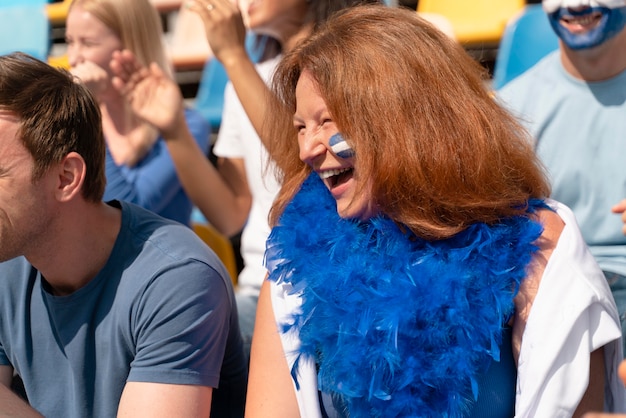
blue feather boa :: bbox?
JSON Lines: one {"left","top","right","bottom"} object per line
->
{"left": 266, "top": 174, "right": 544, "bottom": 417}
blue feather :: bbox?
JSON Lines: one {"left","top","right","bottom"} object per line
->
{"left": 266, "top": 174, "right": 543, "bottom": 417}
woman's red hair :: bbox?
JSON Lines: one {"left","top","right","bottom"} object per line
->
{"left": 267, "top": 5, "right": 550, "bottom": 240}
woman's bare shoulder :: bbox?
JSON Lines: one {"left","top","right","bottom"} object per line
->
{"left": 511, "top": 208, "right": 565, "bottom": 360}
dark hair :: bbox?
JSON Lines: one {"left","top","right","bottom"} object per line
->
{"left": 306, "top": 0, "right": 382, "bottom": 28}
{"left": 269, "top": 5, "right": 551, "bottom": 240}
{"left": 0, "top": 52, "right": 106, "bottom": 202}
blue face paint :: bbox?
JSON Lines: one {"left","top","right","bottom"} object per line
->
{"left": 329, "top": 133, "right": 355, "bottom": 159}
{"left": 548, "top": 6, "right": 626, "bottom": 49}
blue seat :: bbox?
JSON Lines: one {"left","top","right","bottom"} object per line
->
{"left": 0, "top": 3, "right": 50, "bottom": 61}
{"left": 194, "top": 34, "right": 270, "bottom": 132}
{"left": 492, "top": 4, "right": 559, "bottom": 89}
{"left": 2, "top": 0, "right": 47, "bottom": 4}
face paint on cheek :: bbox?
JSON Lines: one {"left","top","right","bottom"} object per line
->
{"left": 329, "top": 133, "right": 355, "bottom": 159}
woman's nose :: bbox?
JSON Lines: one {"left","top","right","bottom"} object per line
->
{"left": 298, "top": 130, "right": 328, "bottom": 164}
{"left": 67, "top": 45, "right": 82, "bottom": 68}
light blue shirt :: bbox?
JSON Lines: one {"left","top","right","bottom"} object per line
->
{"left": 498, "top": 51, "right": 626, "bottom": 276}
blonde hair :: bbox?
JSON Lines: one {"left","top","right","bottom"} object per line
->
{"left": 70, "top": 0, "right": 172, "bottom": 77}
{"left": 268, "top": 5, "right": 550, "bottom": 240}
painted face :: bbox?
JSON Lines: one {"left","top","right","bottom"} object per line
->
{"left": 543, "top": 0, "right": 626, "bottom": 49}
{"left": 0, "top": 112, "right": 55, "bottom": 263}
{"left": 240, "top": 0, "right": 308, "bottom": 39}
{"left": 65, "top": 5, "right": 123, "bottom": 78}
{"left": 294, "top": 70, "right": 375, "bottom": 221}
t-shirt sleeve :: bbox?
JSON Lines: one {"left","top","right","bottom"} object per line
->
{"left": 127, "top": 259, "right": 231, "bottom": 388}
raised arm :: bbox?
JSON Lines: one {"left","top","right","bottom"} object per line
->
{"left": 186, "top": 0, "right": 291, "bottom": 151}
{"left": 110, "top": 50, "right": 251, "bottom": 236}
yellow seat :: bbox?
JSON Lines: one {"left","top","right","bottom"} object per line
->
{"left": 417, "top": 0, "right": 525, "bottom": 46}
{"left": 417, "top": 12, "right": 456, "bottom": 40}
{"left": 46, "top": 0, "right": 72, "bottom": 27}
{"left": 48, "top": 53, "right": 70, "bottom": 69}
{"left": 192, "top": 222, "right": 238, "bottom": 286}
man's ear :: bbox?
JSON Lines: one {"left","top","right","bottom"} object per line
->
{"left": 55, "top": 152, "right": 86, "bottom": 202}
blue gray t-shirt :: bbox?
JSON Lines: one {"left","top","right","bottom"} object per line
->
{"left": 498, "top": 51, "right": 626, "bottom": 276}
{"left": 0, "top": 201, "right": 247, "bottom": 417}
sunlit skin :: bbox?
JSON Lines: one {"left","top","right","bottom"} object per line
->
{"left": 294, "top": 70, "right": 376, "bottom": 220}
{"left": 242, "top": 0, "right": 308, "bottom": 39}
{"left": 0, "top": 112, "right": 55, "bottom": 264}
{"left": 65, "top": 4, "right": 124, "bottom": 101}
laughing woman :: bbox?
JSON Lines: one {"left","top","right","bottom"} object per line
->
{"left": 246, "top": 5, "right": 626, "bottom": 418}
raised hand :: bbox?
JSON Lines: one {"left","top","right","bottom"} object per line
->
{"left": 110, "top": 49, "right": 185, "bottom": 137}
{"left": 185, "top": 0, "right": 248, "bottom": 65}
{"left": 71, "top": 60, "right": 110, "bottom": 101}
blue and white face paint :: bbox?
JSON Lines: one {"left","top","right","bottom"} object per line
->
{"left": 329, "top": 133, "right": 355, "bottom": 159}
{"left": 543, "top": 0, "right": 626, "bottom": 49}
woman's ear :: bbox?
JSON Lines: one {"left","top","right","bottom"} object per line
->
{"left": 54, "top": 152, "right": 87, "bottom": 202}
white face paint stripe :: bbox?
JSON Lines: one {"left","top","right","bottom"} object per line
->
{"left": 543, "top": 0, "right": 626, "bottom": 13}
{"left": 331, "top": 142, "right": 352, "bottom": 154}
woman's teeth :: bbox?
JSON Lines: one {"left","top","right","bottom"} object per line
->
{"left": 319, "top": 167, "right": 351, "bottom": 180}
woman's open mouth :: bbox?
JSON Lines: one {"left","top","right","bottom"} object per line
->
{"left": 318, "top": 167, "right": 354, "bottom": 189}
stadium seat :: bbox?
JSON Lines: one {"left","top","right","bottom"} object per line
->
{"left": 492, "top": 4, "right": 559, "bottom": 89}
{"left": 193, "top": 222, "right": 239, "bottom": 285}
{"left": 417, "top": 0, "right": 525, "bottom": 47}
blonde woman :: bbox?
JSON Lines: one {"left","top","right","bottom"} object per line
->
{"left": 66, "top": 0, "right": 210, "bottom": 226}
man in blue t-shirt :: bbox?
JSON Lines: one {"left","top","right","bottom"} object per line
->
{"left": 0, "top": 52, "right": 247, "bottom": 417}
{"left": 498, "top": 0, "right": 626, "bottom": 354}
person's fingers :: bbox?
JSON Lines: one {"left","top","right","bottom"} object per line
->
{"left": 149, "top": 62, "right": 165, "bottom": 79}
{"left": 187, "top": 0, "right": 237, "bottom": 25}
{"left": 611, "top": 199, "right": 626, "bottom": 214}
{"left": 187, "top": 0, "right": 217, "bottom": 22}
{"left": 110, "top": 76, "right": 126, "bottom": 93}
